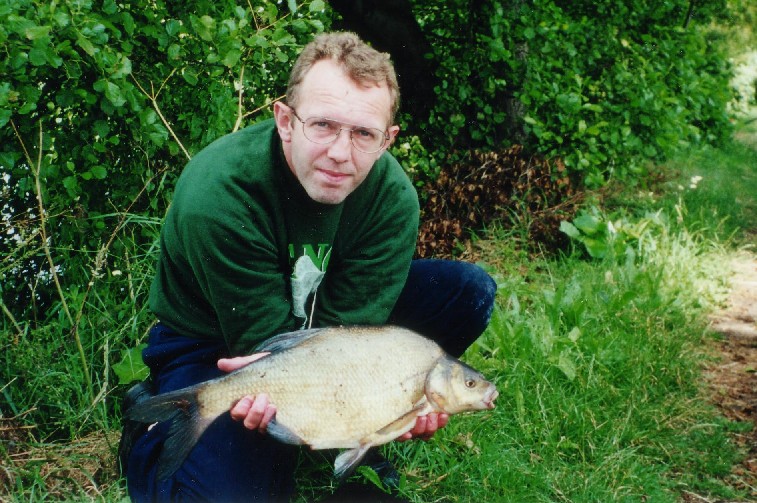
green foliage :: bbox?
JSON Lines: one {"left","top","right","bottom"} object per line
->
{"left": 390, "top": 135, "right": 440, "bottom": 191}
{"left": 409, "top": 0, "right": 513, "bottom": 149}
{"left": 112, "top": 344, "right": 149, "bottom": 385}
{"left": 560, "top": 207, "right": 669, "bottom": 260}
{"left": 410, "top": 0, "right": 735, "bottom": 187}
{"left": 1, "top": 0, "right": 331, "bottom": 446}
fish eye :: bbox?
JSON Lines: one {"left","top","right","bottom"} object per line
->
{"left": 465, "top": 379, "right": 476, "bottom": 388}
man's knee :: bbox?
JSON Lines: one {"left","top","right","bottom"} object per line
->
{"left": 458, "top": 262, "right": 497, "bottom": 328}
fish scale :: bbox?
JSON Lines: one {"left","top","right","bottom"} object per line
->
{"left": 201, "top": 330, "right": 441, "bottom": 447}
{"left": 127, "top": 325, "right": 498, "bottom": 480}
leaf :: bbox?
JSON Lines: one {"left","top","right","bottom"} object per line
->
{"left": 25, "top": 25, "right": 51, "bottom": 40}
{"left": 582, "top": 237, "right": 609, "bottom": 259}
{"left": 76, "top": 34, "right": 98, "bottom": 56}
{"left": 111, "top": 56, "right": 132, "bottom": 79}
{"left": 93, "top": 120, "right": 110, "bottom": 138}
{"left": 309, "top": 0, "right": 325, "bottom": 12}
{"left": 287, "top": 0, "right": 298, "bottom": 14}
{"left": 356, "top": 466, "right": 389, "bottom": 493}
{"left": 556, "top": 93, "right": 581, "bottom": 114}
{"left": 90, "top": 165, "right": 108, "bottom": 179}
{"left": 165, "top": 19, "right": 182, "bottom": 37}
{"left": 28, "top": 47, "right": 49, "bottom": 66}
{"left": 559, "top": 221, "right": 580, "bottom": 239}
{"left": 95, "top": 79, "right": 127, "bottom": 107}
{"left": 573, "top": 215, "right": 602, "bottom": 236}
{"left": 567, "top": 327, "right": 581, "bottom": 343}
{"left": 191, "top": 15, "right": 215, "bottom": 42}
{"left": 0, "top": 150, "right": 18, "bottom": 169}
{"left": 222, "top": 48, "right": 241, "bottom": 68}
{"left": 557, "top": 350, "right": 577, "bottom": 381}
{"left": 182, "top": 68, "right": 199, "bottom": 86}
{"left": 62, "top": 175, "right": 80, "bottom": 197}
{"left": 275, "top": 49, "right": 289, "bottom": 63}
{"left": 113, "top": 345, "right": 149, "bottom": 385}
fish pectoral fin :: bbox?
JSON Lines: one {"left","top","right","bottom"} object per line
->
{"left": 266, "top": 418, "right": 306, "bottom": 445}
{"left": 372, "top": 402, "right": 431, "bottom": 443}
{"left": 334, "top": 444, "right": 372, "bottom": 481}
{"left": 160, "top": 413, "right": 215, "bottom": 480}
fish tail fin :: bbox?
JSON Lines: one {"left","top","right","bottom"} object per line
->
{"left": 334, "top": 443, "right": 372, "bottom": 481}
{"left": 125, "top": 387, "right": 194, "bottom": 423}
{"left": 126, "top": 387, "right": 214, "bottom": 480}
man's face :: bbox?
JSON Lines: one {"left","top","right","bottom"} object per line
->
{"left": 275, "top": 59, "right": 399, "bottom": 205}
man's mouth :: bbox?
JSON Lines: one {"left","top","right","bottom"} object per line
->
{"left": 317, "top": 168, "right": 351, "bottom": 185}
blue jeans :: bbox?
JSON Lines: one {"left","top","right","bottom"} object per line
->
{"left": 126, "top": 259, "right": 496, "bottom": 502}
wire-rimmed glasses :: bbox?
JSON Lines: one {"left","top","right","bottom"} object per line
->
{"left": 291, "top": 109, "right": 389, "bottom": 154}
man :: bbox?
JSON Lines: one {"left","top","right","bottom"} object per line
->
{"left": 124, "top": 31, "right": 496, "bottom": 501}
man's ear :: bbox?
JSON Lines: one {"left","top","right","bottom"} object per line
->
{"left": 273, "top": 101, "right": 293, "bottom": 142}
{"left": 378, "top": 124, "right": 401, "bottom": 158}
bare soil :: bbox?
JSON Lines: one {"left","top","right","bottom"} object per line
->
{"left": 703, "top": 253, "right": 757, "bottom": 501}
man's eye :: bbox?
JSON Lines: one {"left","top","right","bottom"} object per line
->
{"left": 354, "top": 128, "right": 377, "bottom": 140}
{"left": 312, "top": 120, "right": 334, "bottom": 130}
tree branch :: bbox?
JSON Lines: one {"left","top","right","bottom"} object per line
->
{"left": 132, "top": 69, "right": 192, "bottom": 161}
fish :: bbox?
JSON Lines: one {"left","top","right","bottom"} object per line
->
{"left": 127, "top": 325, "right": 498, "bottom": 480}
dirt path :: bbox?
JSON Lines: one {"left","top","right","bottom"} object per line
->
{"left": 705, "top": 253, "right": 757, "bottom": 499}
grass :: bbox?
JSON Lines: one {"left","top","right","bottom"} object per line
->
{"left": 2, "top": 128, "right": 756, "bottom": 501}
{"left": 384, "top": 228, "right": 739, "bottom": 502}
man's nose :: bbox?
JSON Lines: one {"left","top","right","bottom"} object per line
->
{"left": 327, "top": 128, "right": 352, "bottom": 161}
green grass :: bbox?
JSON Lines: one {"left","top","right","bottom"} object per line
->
{"left": 666, "top": 120, "right": 757, "bottom": 244}
{"left": 2, "top": 130, "right": 756, "bottom": 501}
{"left": 343, "top": 132, "right": 755, "bottom": 502}
{"left": 383, "top": 228, "right": 740, "bottom": 502}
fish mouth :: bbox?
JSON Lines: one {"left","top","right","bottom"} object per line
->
{"left": 484, "top": 388, "right": 499, "bottom": 409}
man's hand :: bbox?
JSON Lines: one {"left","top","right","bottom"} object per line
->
{"left": 397, "top": 412, "right": 449, "bottom": 442}
{"left": 217, "top": 354, "right": 276, "bottom": 432}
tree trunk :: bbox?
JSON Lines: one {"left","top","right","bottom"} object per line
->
{"left": 329, "top": 0, "right": 438, "bottom": 134}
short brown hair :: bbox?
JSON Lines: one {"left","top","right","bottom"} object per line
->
{"left": 286, "top": 31, "right": 400, "bottom": 124}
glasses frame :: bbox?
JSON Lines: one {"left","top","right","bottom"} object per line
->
{"left": 290, "top": 108, "right": 389, "bottom": 154}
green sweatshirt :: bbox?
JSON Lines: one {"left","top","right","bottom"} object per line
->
{"left": 149, "top": 119, "right": 420, "bottom": 354}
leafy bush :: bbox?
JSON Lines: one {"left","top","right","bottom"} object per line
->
{"left": 1, "top": 0, "right": 330, "bottom": 435}
{"left": 410, "top": 0, "right": 735, "bottom": 187}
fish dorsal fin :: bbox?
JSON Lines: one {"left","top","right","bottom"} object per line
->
{"left": 254, "top": 327, "right": 326, "bottom": 353}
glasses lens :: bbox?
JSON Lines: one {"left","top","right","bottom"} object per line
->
{"left": 350, "top": 126, "right": 385, "bottom": 153}
{"left": 303, "top": 118, "right": 340, "bottom": 143}
{"left": 302, "top": 117, "right": 385, "bottom": 153}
